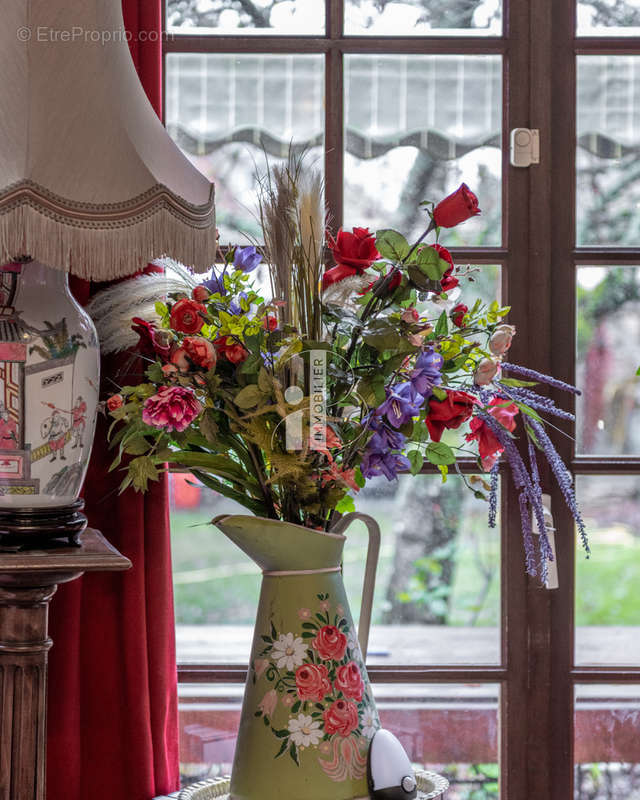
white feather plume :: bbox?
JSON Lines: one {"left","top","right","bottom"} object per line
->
{"left": 86, "top": 257, "right": 201, "bottom": 354}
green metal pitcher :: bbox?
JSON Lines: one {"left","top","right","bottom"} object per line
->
{"left": 212, "top": 512, "right": 382, "bottom": 800}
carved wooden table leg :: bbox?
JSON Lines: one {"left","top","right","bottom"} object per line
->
{"left": 0, "top": 585, "right": 57, "bottom": 800}
{"left": 0, "top": 530, "right": 131, "bottom": 800}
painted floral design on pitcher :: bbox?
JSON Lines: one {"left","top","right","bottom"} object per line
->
{"left": 252, "top": 593, "right": 379, "bottom": 782}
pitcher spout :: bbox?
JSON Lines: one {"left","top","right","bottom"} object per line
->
{"left": 211, "top": 514, "right": 345, "bottom": 573}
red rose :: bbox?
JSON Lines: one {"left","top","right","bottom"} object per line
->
{"left": 192, "top": 285, "right": 210, "bottom": 303}
{"left": 312, "top": 625, "right": 347, "bottom": 661}
{"left": 466, "top": 397, "right": 519, "bottom": 471}
{"left": 295, "top": 663, "right": 331, "bottom": 702}
{"left": 214, "top": 336, "right": 249, "bottom": 364}
{"left": 106, "top": 394, "right": 123, "bottom": 412}
{"left": 328, "top": 227, "right": 380, "bottom": 272}
{"left": 263, "top": 314, "right": 278, "bottom": 332}
{"left": 430, "top": 244, "right": 458, "bottom": 292}
{"left": 323, "top": 700, "right": 359, "bottom": 737}
{"left": 170, "top": 298, "right": 207, "bottom": 334}
{"left": 451, "top": 303, "right": 468, "bottom": 328}
{"left": 183, "top": 336, "right": 217, "bottom": 371}
{"left": 433, "top": 183, "right": 481, "bottom": 228}
{"left": 426, "top": 390, "right": 478, "bottom": 442}
{"left": 334, "top": 661, "right": 364, "bottom": 702}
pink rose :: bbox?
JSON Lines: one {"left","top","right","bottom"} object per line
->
{"left": 142, "top": 386, "right": 202, "bottom": 433}
{"left": 489, "top": 325, "right": 516, "bottom": 356}
{"left": 312, "top": 625, "right": 347, "bottom": 661}
{"left": 258, "top": 689, "right": 278, "bottom": 717}
{"left": 323, "top": 700, "right": 359, "bottom": 737}
{"left": 474, "top": 358, "right": 500, "bottom": 386}
{"left": 295, "top": 663, "right": 331, "bottom": 702}
{"left": 334, "top": 662, "right": 364, "bottom": 702}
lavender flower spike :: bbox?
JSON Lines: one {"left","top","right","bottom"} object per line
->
{"left": 488, "top": 463, "right": 499, "bottom": 529}
{"left": 502, "top": 363, "right": 581, "bottom": 396}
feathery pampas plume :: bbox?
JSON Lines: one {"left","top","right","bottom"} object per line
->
{"left": 86, "top": 257, "right": 199, "bottom": 353}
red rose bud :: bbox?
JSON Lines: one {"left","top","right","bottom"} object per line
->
{"left": 328, "top": 227, "right": 380, "bottom": 272}
{"left": 263, "top": 314, "right": 278, "bottom": 331}
{"left": 169, "top": 298, "right": 207, "bottom": 334}
{"left": 106, "top": 394, "right": 123, "bottom": 412}
{"left": 433, "top": 183, "right": 480, "bottom": 228}
{"left": 451, "top": 303, "right": 468, "bottom": 328}
{"left": 192, "top": 285, "right": 210, "bottom": 302}
{"left": 359, "top": 268, "right": 402, "bottom": 297}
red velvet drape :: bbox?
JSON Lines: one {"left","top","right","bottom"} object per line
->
{"left": 46, "top": 3, "right": 179, "bottom": 799}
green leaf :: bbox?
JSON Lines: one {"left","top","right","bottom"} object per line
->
{"left": 415, "top": 247, "right": 450, "bottom": 280}
{"left": 145, "top": 362, "right": 164, "bottom": 383}
{"left": 199, "top": 410, "right": 220, "bottom": 444}
{"left": 500, "top": 377, "right": 538, "bottom": 388}
{"left": 155, "top": 301, "right": 168, "bottom": 318}
{"left": 437, "top": 464, "right": 449, "bottom": 482}
{"left": 258, "top": 367, "right": 272, "bottom": 393}
{"left": 362, "top": 319, "right": 403, "bottom": 352}
{"left": 375, "top": 229, "right": 410, "bottom": 262}
{"left": 128, "top": 456, "right": 160, "bottom": 492}
{"left": 431, "top": 386, "right": 447, "bottom": 402}
{"left": 289, "top": 743, "right": 299, "bottom": 766}
{"left": 274, "top": 740, "right": 289, "bottom": 759}
{"left": 335, "top": 495, "right": 356, "bottom": 514}
{"left": 407, "top": 265, "right": 438, "bottom": 292}
{"left": 356, "top": 374, "right": 386, "bottom": 406}
{"left": 354, "top": 467, "right": 366, "bottom": 489}
{"left": 234, "top": 384, "right": 264, "bottom": 409}
{"left": 425, "top": 441, "right": 456, "bottom": 466}
{"left": 407, "top": 449, "right": 424, "bottom": 475}
{"left": 435, "top": 311, "right": 449, "bottom": 338}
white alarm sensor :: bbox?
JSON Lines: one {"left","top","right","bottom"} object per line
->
{"left": 367, "top": 729, "right": 418, "bottom": 800}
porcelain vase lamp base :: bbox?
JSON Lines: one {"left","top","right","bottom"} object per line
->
{"left": 0, "top": 260, "right": 100, "bottom": 543}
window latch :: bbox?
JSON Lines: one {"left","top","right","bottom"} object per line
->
{"left": 510, "top": 128, "right": 540, "bottom": 167}
{"left": 533, "top": 493, "right": 559, "bottom": 590}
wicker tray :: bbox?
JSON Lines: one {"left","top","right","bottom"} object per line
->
{"left": 178, "top": 771, "right": 449, "bottom": 800}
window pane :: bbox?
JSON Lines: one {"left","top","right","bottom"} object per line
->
{"left": 344, "top": 55, "right": 502, "bottom": 246}
{"left": 166, "top": 0, "right": 325, "bottom": 35}
{"left": 177, "top": 682, "right": 499, "bottom": 799}
{"left": 577, "top": 1, "right": 640, "bottom": 36}
{"left": 576, "top": 266, "right": 640, "bottom": 455}
{"left": 166, "top": 54, "right": 324, "bottom": 241}
{"left": 345, "top": 1, "right": 502, "bottom": 36}
{"left": 575, "top": 684, "right": 640, "bottom": 799}
{"left": 577, "top": 56, "right": 640, "bottom": 246}
{"left": 171, "top": 475, "right": 501, "bottom": 665}
{"left": 576, "top": 476, "right": 640, "bottom": 665}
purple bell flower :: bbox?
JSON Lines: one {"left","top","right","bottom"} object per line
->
{"left": 367, "top": 427, "right": 407, "bottom": 454}
{"left": 202, "top": 269, "right": 226, "bottom": 295}
{"left": 377, "top": 383, "right": 424, "bottom": 428}
{"left": 228, "top": 291, "right": 248, "bottom": 316}
{"left": 361, "top": 451, "right": 411, "bottom": 481}
{"left": 233, "top": 246, "right": 262, "bottom": 273}
{"left": 410, "top": 348, "right": 444, "bottom": 397}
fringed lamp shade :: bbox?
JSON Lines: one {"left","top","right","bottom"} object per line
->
{"left": 0, "top": 0, "right": 216, "bottom": 278}
{"left": 0, "top": 0, "right": 215, "bottom": 540}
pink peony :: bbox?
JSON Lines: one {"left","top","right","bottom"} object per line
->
{"left": 142, "top": 386, "right": 202, "bottom": 433}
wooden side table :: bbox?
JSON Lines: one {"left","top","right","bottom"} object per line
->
{"left": 0, "top": 529, "right": 131, "bottom": 800}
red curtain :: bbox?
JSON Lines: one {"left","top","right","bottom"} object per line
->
{"left": 46, "top": 3, "right": 179, "bottom": 799}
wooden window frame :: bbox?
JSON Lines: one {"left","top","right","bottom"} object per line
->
{"left": 162, "top": 2, "right": 640, "bottom": 797}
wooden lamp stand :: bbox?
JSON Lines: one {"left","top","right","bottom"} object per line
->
{"left": 0, "top": 529, "right": 131, "bottom": 800}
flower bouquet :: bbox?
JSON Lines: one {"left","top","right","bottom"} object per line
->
{"left": 90, "top": 161, "right": 588, "bottom": 582}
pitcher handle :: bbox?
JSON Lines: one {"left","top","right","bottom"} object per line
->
{"left": 330, "top": 512, "right": 381, "bottom": 660}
